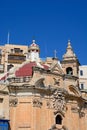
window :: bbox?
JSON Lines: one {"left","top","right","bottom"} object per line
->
{"left": 11, "top": 49, "right": 13, "bottom": 53}
{"left": 80, "top": 83, "right": 84, "bottom": 89}
{"left": 56, "top": 115, "right": 62, "bottom": 125}
{"left": 66, "top": 67, "right": 73, "bottom": 75}
{"left": 20, "top": 50, "right": 23, "bottom": 53}
{"left": 14, "top": 48, "right": 20, "bottom": 53}
{"left": 0, "top": 98, "right": 3, "bottom": 103}
{"left": 80, "top": 70, "right": 83, "bottom": 76}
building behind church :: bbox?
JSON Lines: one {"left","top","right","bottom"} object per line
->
{"left": 0, "top": 39, "right": 87, "bottom": 130}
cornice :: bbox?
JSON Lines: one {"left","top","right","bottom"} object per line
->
{"left": 64, "top": 74, "right": 78, "bottom": 80}
{"left": 33, "top": 66, "right": 64, "bottom": 77}
{"left": 61, "top": 59, "right": 80, "bottom": 65}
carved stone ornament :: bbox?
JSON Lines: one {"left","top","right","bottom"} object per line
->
{"left": 10, "top": 98, "right": 18, "bottom": 107}
{"left": 52, "top": 89, "right": 67, "bottom": 114}
{"left": 71, "top": 104, "right": 85, "bottom": 117}
{"left": 79, "top": 111, "right": 85, "bottom": 117}
{"left": 47, "top": 101, "right": 53, "bottom": 109}
{"left": 33, "top": 98, "right": 42, "bottom": 108}
{"left": 79, "top": 107, "right": 85, "bottom": 117}
{"left": 71, "top": 106, "right": 79, "bottom": 113}
{"left": 53, "top": 78, "right": 60, "bottom": 86}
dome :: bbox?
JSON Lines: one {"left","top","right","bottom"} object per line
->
{"left": 15, "top": 61, "right": 49, "bottom": 77}
{"left": 28, "top": 40, "right": 40, "bottom": 52}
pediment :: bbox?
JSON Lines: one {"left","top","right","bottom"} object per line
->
{"left": 29, "top": 76, "right": 45, "bottom": 87}
{"left": 49, "top": 62, "right": 64, "bottom": 75}
{"left": 35, "top": 78, "right": 45, "bottom": 87}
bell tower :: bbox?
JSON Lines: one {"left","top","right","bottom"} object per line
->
{"left": 61, "top": 40, "right": 80, "bottom": 77}
{"left": 28, "top": 40, "right": 40, "bottom": 62}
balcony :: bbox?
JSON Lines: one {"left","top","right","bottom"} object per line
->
{"left": 8, "top": 54, "right": 26, "bottom": 64}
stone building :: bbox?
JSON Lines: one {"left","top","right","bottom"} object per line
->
{"left": 0, "top": 44, "right": 28, "bottom": 72}
{"left": 79, "top": 65, "right": 87, "bottom": 90}
{"left": 0, "top": 40, "right": 87, "bottom": 130}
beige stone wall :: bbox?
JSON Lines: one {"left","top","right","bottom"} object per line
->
{"left": 0, "top": 94, "right": 9, "bottom": 119}
{"left": 9, "top": 70, "right": 86, "bottom": 130}
{"left": 10, "top": 96, "right": 54, "bottom": 130}
{"left": 0, "top": 84, "right": 9, "bottom": 120}
{"left": 9, "top": 94, "right": 87, "bottom": 130}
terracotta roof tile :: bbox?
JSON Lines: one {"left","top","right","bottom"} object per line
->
{"left": 15, "top": 61, "right": 50, "bottom": 77}
{"left": 0, "top": 73, "right": 9, "bottom": 81}
{"left": 15, "top": 62, "right": 36, "bottom": 77}
{"left": 42, "top": 64, "right": 49, "bottom": 70}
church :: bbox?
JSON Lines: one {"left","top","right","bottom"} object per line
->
{"left": 0, "top": 40, "right": 87, "bottom": 130}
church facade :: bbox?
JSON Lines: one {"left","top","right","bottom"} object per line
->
{"left": 0, "top": 40, "right": 87, "bottom": 130}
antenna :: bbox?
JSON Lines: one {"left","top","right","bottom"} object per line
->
{"left": 54, "top": 50, "right": 57, "bottom": 58}
{"left": 7, "top": 32, "right": 10, "bottom": 44}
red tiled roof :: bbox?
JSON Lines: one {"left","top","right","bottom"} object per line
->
{"left": 0, "top": 62, "right": 50, "bottom": 80}
{"left": 0, "top": 73, "right": 9, "bottom": 81}
{"left": 15, "top": 62, "right": 36, "bottom": 77}
{"left": 42, "top": 64, "right": 49, "bottom": 70}
{"left": 15, "top": 62, "right": 50, "bottom": 77}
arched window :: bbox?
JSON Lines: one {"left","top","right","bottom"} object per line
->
{"left": 56, "top": 115, "right": 62, "bottom": 125}
{"left": 66, "top": 67, "right": 73, "bottom": 75}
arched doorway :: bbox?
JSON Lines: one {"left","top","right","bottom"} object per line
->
{"left": 56, "top": 115, "right": 62, "bottom": 125}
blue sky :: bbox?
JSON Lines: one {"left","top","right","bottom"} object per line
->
{"left": 0, "top": 0, "right": 87, "bottom": 65}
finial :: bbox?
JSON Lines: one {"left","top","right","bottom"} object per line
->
{"left": 32, "top": 40, "right": 35, "bottom": 43}
{"left": 67, "top": 40, "right": 72, "bottom": 49}
{"left": 68, "top": 40, "right": 71, "bottom": 45}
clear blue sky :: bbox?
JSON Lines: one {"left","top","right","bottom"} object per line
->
{"left": 0, "top": 0, "right": 87, "bottom": 65}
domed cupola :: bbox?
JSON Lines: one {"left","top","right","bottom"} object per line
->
{"left": 28, "top": 40, "right": 40, "bottom": 61}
